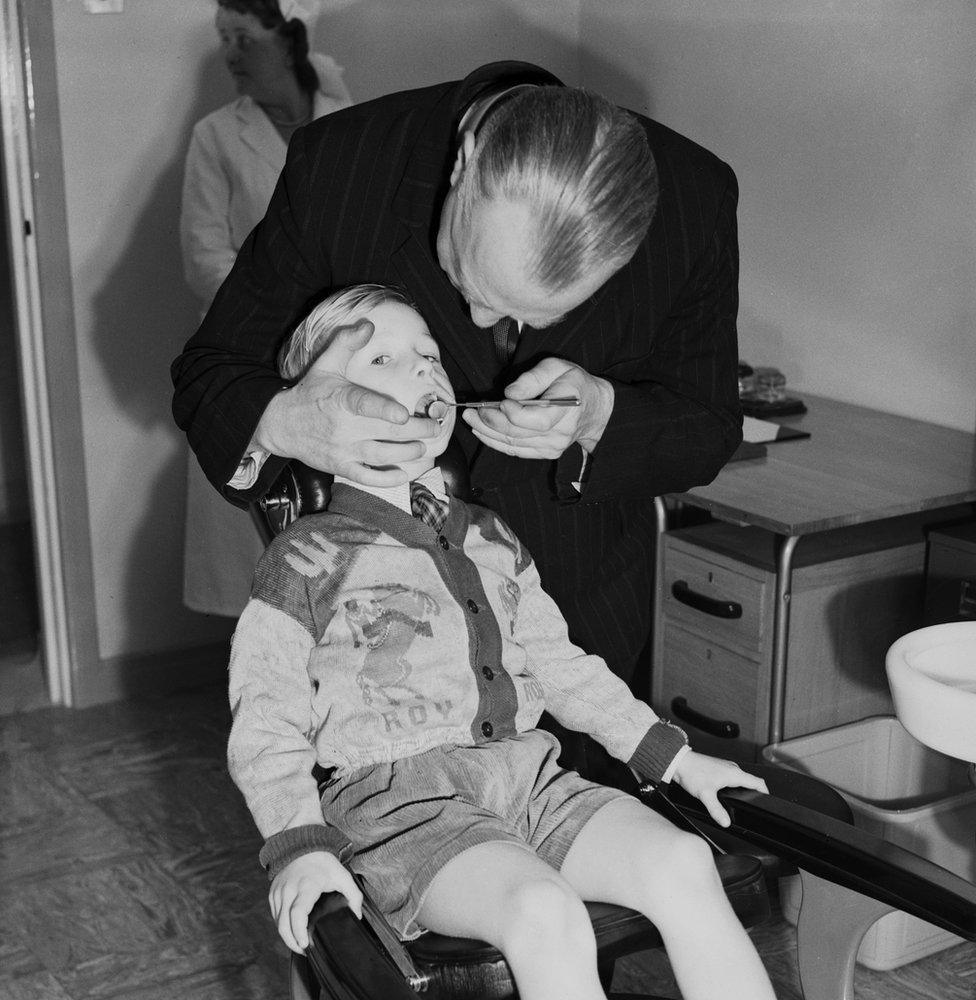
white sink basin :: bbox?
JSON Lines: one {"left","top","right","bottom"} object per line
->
{"left": 886, "top": 622, "right": 976, "bottom": 762}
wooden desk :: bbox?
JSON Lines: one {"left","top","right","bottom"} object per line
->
{"left": 651, "top": 393, "right": 976, "bottom": 750}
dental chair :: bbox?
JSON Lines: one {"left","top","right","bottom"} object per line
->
{"left": 251, "top": 450, "right": 976, "bottom": 1000}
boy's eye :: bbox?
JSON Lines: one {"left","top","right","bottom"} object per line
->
{"left": 370, "top": 355, "right": 390, "bottom": 366}
{"left": 423, "top": 354, "right": 440, "bottom": 364}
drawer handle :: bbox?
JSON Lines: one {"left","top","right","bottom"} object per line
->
{"left": 959, "top": 579, "right": 976, "bottom": 619}
{"left": 671, "top": 580, "right": 742, "bottom": 619}
{"left": 671, "top": 696, "right": 740, "bottom": 740}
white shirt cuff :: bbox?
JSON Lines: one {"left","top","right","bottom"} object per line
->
{"left": 228, "top": 448, "right": 270, "bottom": 490}
{"left": 660, "top": 743, "right": 693, "bottom": 784}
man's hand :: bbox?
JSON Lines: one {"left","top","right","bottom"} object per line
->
{"left": 672, "top": 751, "right": 769, "bottom": 828}
{"left": 255, "top": 319, "right": 439, "bottom": 486}
{"left": 462, "top": 358, "right": 613, "bottom": 460}
{"left": 269, "top": 851, "right": 364, "bottom": 954}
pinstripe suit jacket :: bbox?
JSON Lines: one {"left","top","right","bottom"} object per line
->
{"left": 171, "top": 61, "right": 742, "bottom": 681}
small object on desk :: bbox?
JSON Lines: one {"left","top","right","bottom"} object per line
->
{"left": 741, "top": 396, "right": 808, "bottom": 418}
{"left": 727, "top": 440, "right": 768, "bottom": 463}
{"left": 737, "top": 362, "right": 807, "bottom": 416}
{"left": 751, "top": 366, "right": 787, "bottom": 403}
{"left": 737, "top": 361, "right": 756, "bottom": 398}
{"left": 742, "top": 415, "right": 810, "bottom": 445}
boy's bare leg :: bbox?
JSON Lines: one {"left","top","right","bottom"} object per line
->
{"left": 417, "top": 842, "right": 607, "bottom": 1000}
{"left": 560, "top": 797, "right": 777, "bottom": 1000}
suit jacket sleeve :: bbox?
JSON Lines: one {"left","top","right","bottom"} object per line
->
{"left": 558, "top": 164, "right": 742, "bottom": 503}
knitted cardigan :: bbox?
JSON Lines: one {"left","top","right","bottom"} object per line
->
{"left": 227, "top": 483, "right": 687, "bottom": 876}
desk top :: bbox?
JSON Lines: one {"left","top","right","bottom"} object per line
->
{"left": 672, "top": 393, "right": 976, "bottom": 535}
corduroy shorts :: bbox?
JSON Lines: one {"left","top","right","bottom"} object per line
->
{"left": 319, "top": 729, "right": 628, "bottom": 938}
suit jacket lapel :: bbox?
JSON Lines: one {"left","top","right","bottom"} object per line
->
{"left": 511, "top": 282, "right": 611, "bottom": 372}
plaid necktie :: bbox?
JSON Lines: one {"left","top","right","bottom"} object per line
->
{"left": 409, "top": 481, "right": 448, "bottom": 534}
{"left": 491, "top": 316, "right": 517, "bottom": 365}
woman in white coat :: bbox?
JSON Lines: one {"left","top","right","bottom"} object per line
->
{"left": 180, "top": 0, "right": 353, "bottom": 617}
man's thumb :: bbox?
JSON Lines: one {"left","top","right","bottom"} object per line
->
{"left": 323, "top": 319, "right": 375, "bottom": 368}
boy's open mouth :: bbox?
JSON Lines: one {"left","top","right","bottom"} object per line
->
{"left": 416, "top": 392, "right": 450, "bottom": 423}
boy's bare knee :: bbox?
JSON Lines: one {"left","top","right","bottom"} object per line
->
{"left": 669, "top": 829, "right": 717, "bottom": 877}
{"left": 502, "top": 876, "right": 595, "bottom": 958}
{"left": 634, "top": 830, "right": 722, "bottom": 913}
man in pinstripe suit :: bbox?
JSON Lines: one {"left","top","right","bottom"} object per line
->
{"left": 172, "top": 61, "right": 742, "bottom": 778}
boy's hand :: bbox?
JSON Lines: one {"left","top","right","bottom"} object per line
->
{"left": 269, "top": 851, "right": 363, "bottom": 954}
{"left": 671, "top": 751, "right": 768, "bottom": 828}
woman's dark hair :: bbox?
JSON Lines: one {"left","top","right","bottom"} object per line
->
{"left": 217, "top": 0, "right": 319, "bottom": 94}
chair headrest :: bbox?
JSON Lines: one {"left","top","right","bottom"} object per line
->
{"left": 251, "top": 437, "right": 472, "bottom": 544}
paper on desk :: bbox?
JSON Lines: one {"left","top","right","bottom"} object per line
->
{"left": 742, "top": 415, "right": 810, "bottom": 444}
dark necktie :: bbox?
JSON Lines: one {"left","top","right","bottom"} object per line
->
{"left": 409, "top": 481, "right": 448, "bottom": 534}
{"left": 491, "top": 316, "right": 517, "bottom": 366}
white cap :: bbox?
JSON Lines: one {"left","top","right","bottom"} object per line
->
{"left": 278, "top": 0, "right": 321, "bottom": 25}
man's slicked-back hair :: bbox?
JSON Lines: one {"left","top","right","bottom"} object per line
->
{"left": 456, "top": 87, "right": 658, "bottom": 292}
{"left": 278, "top": 284, "right": 415, "bottom": 380}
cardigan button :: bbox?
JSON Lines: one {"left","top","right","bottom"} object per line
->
{"left": 466, "top": 599, "right": 479, "bottom": 613}
{"left": 438, "top": 536, "right": 449, "bottom": 549}
{"left": 481, "top": 666, "right": 494, "bottom": 680}
{"left": 481, "top": 721, "right": 494, "bottom": 738}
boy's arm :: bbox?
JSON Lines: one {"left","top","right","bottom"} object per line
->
{"left": 511, "top": 554, "right": 767, "bottom": 822}
{"left": 229, "top": 583, "right": 364, "bottom": 953}
{"left": 510, "top": 555, "right": 685, "bottom": 780}
{"left": 227, "top": 596, "right": 351, "bottom": 877}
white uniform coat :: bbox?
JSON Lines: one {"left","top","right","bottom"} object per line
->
{"left": 180, "top": 53, "right": 352, "bottom": 617}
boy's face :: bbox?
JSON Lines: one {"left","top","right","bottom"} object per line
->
{"left": 330, "top": 300, "right": 456, "bottom": 465}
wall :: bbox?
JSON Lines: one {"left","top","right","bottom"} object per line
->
{"left": 44, "top": 0, "right": 580, "bottom": 683}
{"left": 28, "top": 0, "right": 975, "bottom": 699}
{"left": 580, "top": 0, "right": 976, "bottom": 433}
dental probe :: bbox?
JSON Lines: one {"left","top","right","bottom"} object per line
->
{"left": 424, "top": 397, "right": 580, "bottom": 421}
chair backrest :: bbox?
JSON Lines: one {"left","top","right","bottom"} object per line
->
{"left": 250, "top": 437, "right": 472, "bottom": 545}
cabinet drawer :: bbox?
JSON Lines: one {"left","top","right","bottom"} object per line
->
{"left": 654, "top": 624, "right": 769, "bottom": 763}
{"left": 662, "top": 541, "right": 769, "bottom": 657}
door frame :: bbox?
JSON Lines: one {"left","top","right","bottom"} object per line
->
{"left": 0, "top": 0, "right": 99, "bottom": 706}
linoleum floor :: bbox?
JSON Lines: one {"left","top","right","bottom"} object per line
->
{"left": 1, "top": 679, "right": 974, "bottom": 999}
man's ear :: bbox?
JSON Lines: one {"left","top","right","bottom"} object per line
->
{"left": 448, "top": 131, "right": 477, "bottom": 188}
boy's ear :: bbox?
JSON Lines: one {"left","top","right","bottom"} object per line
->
{"left": 448, "top": 131, "right": 477, "bottom": 188}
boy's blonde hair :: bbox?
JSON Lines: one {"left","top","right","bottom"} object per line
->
{"left": 278, "top": 284, "right": 415, "bottom": 380}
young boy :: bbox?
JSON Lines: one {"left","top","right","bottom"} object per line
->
{"left": 227, "top": 284, "right": 776, "bottom": 1000}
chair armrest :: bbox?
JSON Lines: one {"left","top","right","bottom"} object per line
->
{"left": 304, "top": 891, "right": 426, "bottom": 999}
{"left": 654, "top": 778, "right": 976, "bottom": 941}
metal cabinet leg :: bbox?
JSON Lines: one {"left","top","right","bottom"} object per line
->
{"left": 794, "top": 869, "right": 893, "bottom": 1000}
{"left": 651, "top": 497, "right": 668, "bottom": 682}
{"left": 768, "top": 533, "right": 800, "bottom": 746}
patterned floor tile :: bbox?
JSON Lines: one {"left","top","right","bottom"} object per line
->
{"left": 0, "top": 751, "right": 135, "bottom": 883}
